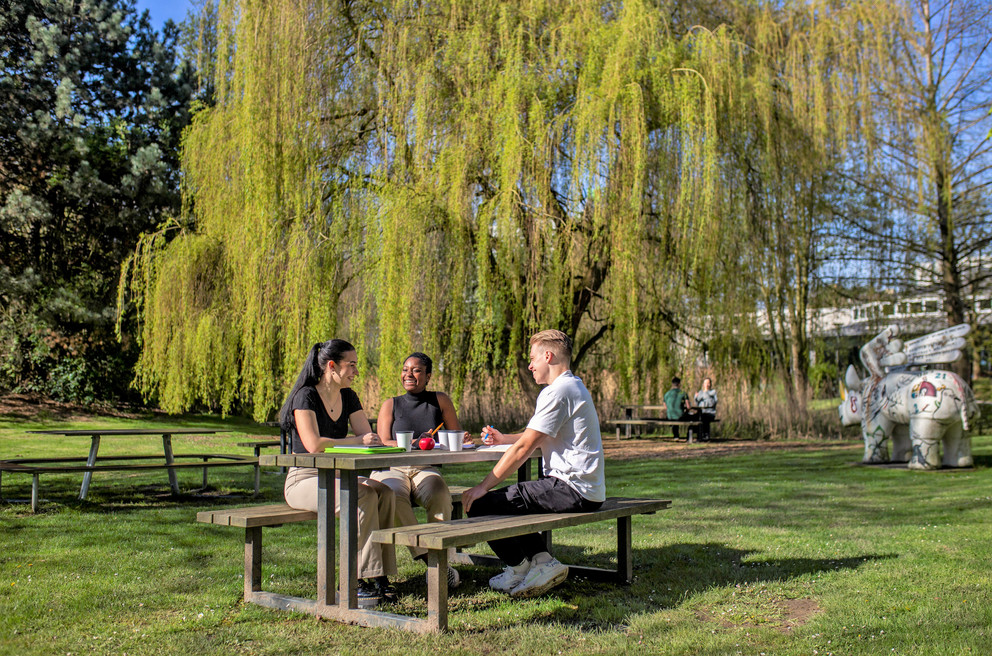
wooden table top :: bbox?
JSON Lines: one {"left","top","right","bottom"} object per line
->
{"left": 29, "top": 428, "right": 229, "bottom": 436}
{"left": 261, "top": 446, "right": 524, "bottom": 471}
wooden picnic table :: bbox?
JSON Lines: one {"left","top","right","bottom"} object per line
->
{"left": 28, "top": 428, "right": 230, "bottom": 499}
{"left": 614, "top": 405, "right": 715, "bottom": 441}
{"left": 255, "top": 447, "right": 536, "bottom": 630}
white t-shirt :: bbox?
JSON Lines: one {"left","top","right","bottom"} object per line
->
{"left": 526, "top": 370, "right": 605, "bottom": 502}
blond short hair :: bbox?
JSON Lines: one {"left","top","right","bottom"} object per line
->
{"left": 530, "top": 329, "right": 573, "bottom": 362}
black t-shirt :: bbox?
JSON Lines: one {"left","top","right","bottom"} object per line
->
{"left": 289, "top": 386, "right": 363, "bottom": 454}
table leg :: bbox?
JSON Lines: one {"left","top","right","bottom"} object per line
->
{"left": 317, "top": 469, "right": 336, "bottom": 608}
{"left": 162, "top": 434, "right": 180, "bottom": 495}
{"left": 245, "top": 526, "right": 262, "bottom": 601}
{"left": 617, "top": 516, "right": 633, "bottom": 583}
{"left": 252, "top": 446, "right": 262, "bottom": 496}
{"left": 79, "top": 435, "right": 101, "bottom": 500}
{"left": 32, "top": 473, "right": 40, "bottom": 513}
{"left": 339, "top": 469, "right": 360, "bottom": 609}
{"left": 624, "top": 407, "right": 633, "bottom": 440}
{"left": 426, "top": 548, "right": 449, "bottom": 632}
{"left": 517, "top": 458, "right": 531, "bottom": 483}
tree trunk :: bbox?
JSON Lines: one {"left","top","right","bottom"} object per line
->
{"left": 934, "top": 134, "right": 971, "bottom": 383}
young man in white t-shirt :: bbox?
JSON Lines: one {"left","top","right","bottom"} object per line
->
{"left": 461, "top": 329, "right": 605, "bottom": 598}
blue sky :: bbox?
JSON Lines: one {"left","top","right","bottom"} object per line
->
{"left": 134, "top": 0, "right": 194, "bottom": 30}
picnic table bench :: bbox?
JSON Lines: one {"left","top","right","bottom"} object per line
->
{"left": 370, "top": 496, "right": 671, "bottom": 631}
{"left": 196, "top": 485, "right": 473, "bottom": 608}
{"left": 611, "top": 418, "right": 719, "bottom": 440}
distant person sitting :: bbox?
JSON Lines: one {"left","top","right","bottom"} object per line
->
{"left": 693, "top": 377, "right": 718, "bottom": 441}
{"left": 663, "top": 376, "right": 690, "bottom": 440}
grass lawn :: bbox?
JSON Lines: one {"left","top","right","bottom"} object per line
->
{"left": 1, "top": 410, "right": 991, "bottom": 655}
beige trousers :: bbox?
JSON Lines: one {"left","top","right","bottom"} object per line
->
{"left": 370, "top": 466, "right": 452, "bottom": 559}
{"left": 284, "top": 467, "right": 397, "bottom": 579}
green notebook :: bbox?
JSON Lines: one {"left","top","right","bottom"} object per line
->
{"left": 323, "top": 446, "right": 406, "bottom": 454}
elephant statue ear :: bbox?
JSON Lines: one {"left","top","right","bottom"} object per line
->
{"left": 845, "top": 365, "right": 862, "bottom": 392}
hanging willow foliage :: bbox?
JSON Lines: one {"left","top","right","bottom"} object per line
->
{"left": 119, "top": 0, "right": 902, "bottom": 420}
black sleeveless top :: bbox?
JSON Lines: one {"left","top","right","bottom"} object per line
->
{"left": 391, "top": 390, "right": 443, "bottom": 438}
{"left": 288, "top": 386, "right": 363, "bottom": 454}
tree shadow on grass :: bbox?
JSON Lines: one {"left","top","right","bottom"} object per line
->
{"left": 451, "top": 542, "right": 894, "bottom": 633}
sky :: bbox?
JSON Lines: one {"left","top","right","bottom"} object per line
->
{"left": 134, "top": 0, "right": 194, "bottom": 30}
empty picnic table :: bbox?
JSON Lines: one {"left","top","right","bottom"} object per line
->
{"left": 24, "top": 428, "right": 232, "bottom": 499}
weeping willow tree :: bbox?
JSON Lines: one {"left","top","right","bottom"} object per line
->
{"left": 689, "top": 2, "right": 879, "bottom": 407}
{"left": 119, "top": 0, "right": 901, "bottom": 421}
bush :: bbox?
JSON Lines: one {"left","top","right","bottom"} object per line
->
{"left": 809, "top": 362, "right": 839, "bottom": 399}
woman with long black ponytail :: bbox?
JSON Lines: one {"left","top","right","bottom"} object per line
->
{"left": 279, "top": 339, "right": 397, "bottom": 605}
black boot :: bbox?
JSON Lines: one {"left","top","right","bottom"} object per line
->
{"left": 355, "top": 579, "right": 381, "bottom": 608}
{"left": 375, "top": 576, "right": 398, "bottom": 604}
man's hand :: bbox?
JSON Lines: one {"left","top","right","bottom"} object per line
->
{"left": 481, "top": 425, "right": 508, "bottom": 445}
{"left": 361, "top": 432, "right": 382, "bottom": 446}
{"left": 461, "top": 484, "right": 489, "bottom": 514}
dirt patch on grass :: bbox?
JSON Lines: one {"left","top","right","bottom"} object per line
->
{"left": 776, "top": 598, "right": 822, "bottom": 632}
{"left": 696, "top": 597, "right": 822, "bottom": 634}
{"left": 603, "top": 436, "right": 855, "bottom": 461}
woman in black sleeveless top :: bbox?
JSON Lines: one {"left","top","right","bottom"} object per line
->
{"left": 278, "top": 340, "right": 397, "bottom": 605}
{"left": 370, "top": 352, "right": 469, "bottom": 589}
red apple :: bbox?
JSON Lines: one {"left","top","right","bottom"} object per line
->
{"left": 418, "top": 436, "right": 435, "bottom": 451}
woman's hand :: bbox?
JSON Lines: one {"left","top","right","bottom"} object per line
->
{"left": 361, "top": 432, "right": 382, "bottom": 446}
{"left": 462, "top": 430, "right": 473, "bottom": 445}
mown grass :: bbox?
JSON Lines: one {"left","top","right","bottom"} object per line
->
{"left": 2, "top": 412, "right": 991, "bottom": 655}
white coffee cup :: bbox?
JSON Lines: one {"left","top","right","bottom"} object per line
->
{"left": 441, "top": 430, "right": 457, "bottom": 450}
{"left": 438, "top": 431, "right": 453, "bottom": 451}
{"left": 449, "top": 431, "right": 464, "bottom": 451}
{"left": 395, "top": 431, "right": 414, "bottom": 451}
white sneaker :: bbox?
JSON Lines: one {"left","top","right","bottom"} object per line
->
{"left": 509, "top": 554, "right": 568, "bottom": 598}
{"left": 489, "top": 557, "right": 530, "bottom": 592}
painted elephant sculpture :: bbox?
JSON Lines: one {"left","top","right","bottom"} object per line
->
{"left": 839, "top": 367, "right": 979, "bottom": 469}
